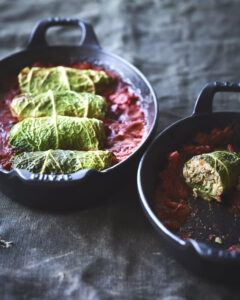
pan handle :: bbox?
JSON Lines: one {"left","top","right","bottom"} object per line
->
{"left": 27, "top": 17, "right": 100, "bottom": 49}
{"left": 186, "top": 239, "right": 238, "bottom": 260}
{"left": 193, "top": 81, "right": 240, "bottom": 115}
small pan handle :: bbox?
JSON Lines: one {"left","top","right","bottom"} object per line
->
{"left": 27, "top": 17, "right": 100, "bottom": 49}
{"left": 186, "top": 239, "right": 238, "bottom": 260}
{"left": 193, "top": 81, "right": 240, "bottom": 115}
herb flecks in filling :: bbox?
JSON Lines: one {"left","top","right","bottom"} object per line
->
{"left": 183, "top": 151, "right": 240, "bottom": 202}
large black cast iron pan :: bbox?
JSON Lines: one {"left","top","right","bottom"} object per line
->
{"left": 138, "top": 82, "right": 240, "bottom": 282}
{"left": 0, "top": 18, "right": 158, "bottom": 210}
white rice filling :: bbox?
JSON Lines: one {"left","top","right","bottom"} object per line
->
{"left": 183, "top": 159, "right": 223, "bottom": 199}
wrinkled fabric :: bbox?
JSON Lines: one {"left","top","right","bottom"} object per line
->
{"left": 1, "top": 0, "right": 240, "bottom": 299}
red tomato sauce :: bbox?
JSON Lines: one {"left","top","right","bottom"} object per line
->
{"left": 71, "top": 63, "right": 146, "bottom": 162}
{"left": 0, "top": 78, "right": 19, "bottom": 170}
{"left": 0, "top": 62, "right": 146, "bottom": 169}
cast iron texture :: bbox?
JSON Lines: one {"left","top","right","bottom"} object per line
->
{"left": 0, "top": 18, "right": 158, "bottom": 210}
{"left": 138, "top": 81, "right": 240, "bottom": 282}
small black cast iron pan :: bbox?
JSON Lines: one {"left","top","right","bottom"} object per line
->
{"left": 0, "top": 18, "right": 158, "bottom": 210}
{"left": 138, "top": 82, "right": 240, "bottom": 282}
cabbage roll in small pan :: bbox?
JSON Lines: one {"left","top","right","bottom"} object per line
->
{"left": 11, "top": 91, "right": 108, "bottom": 120}
{"left": 183, "top": 151, "right": 240, "bottom": 202}
{"left": 19, "top": 66, "right": 115, "bottom": 94}
{"left": 11, "top": 150, "right": 115, "bottom": 174}
{"left": 9, "top": 116, "right": 106, "bottom": 151}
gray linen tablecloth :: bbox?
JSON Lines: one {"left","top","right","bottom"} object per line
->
{"left": 1, "top": 0, "right": 240, "bottom": 299}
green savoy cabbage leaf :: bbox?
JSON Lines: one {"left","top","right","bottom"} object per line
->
{"left": 9, "top": 116, "right": 106, "bottom": 151}
{"left": 11, "top": 149, "right": 115, "bottom": 174}
{"left": 18, "top": 66, "right": 115, "bottom": 94}
{"left": 11, "top": 90, "right": 108, "bottom": 120}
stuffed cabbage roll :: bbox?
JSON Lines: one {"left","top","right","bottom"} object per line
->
{"left": 9, "top": 116, "right": 106, "bottom": 151}
{"left": 11, "top": 91, "right": 108, "bottom": 120}
{"left": 19, "top": 66, "right": 115, "bottom": 94}
{"left": 183, "top": 151, "right": 240, "bottom": 202}
{"left": 11, "top": 150, "right": 115, "bottom": 174}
